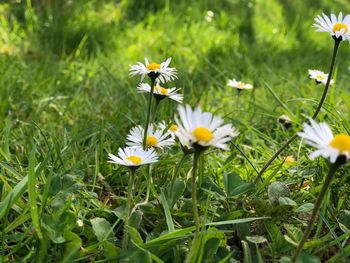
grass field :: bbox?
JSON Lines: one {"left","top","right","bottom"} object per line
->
{"left": 1, "top": 0, "right": 350, "bottom": 262}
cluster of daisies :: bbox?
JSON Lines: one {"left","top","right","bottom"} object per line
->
{"left": 108, "top": 57, "right": 239, "bottom": 170}
{"left": 300, "top": 12, "right": 350, "bottom": 165}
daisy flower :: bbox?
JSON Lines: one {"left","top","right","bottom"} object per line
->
{"left": 298, "top": 119, "right": 350, "bottom": 163}
{"left": 108, "top": 147, "right": 158, "bottom": 167}
{"left": 166, "top": 123, "right": 193, "bottom": 152}
{"left": 308, "top": 69, "right": 334, "bottom": 85}
{"left": 126, "top": 124, "right": 175, "bottom": 149}
{"left": 314, "top": 12, "right": 350, "bottom": 42}
{"left": 227, "top": 79, "right": 253, "bottom": 91}
{"left": 175, "top": 105, "right": 239, "bottom": 150}
{"left": 129, "top": 57, "right": 178, "bottom": 83}
{"left": 137, "top": 83, "right": 183, "bottom": 103}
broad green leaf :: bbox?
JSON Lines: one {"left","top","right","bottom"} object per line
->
{"left": 296, "top": 252, "right": 321, "bottom": 263}
{"left": 278, "top": 197, "right": 297, "bottom": 206}
{"left": 202, "top": 238, "right": 220, "bottom": 262}
{"left": 61, "top": 231, "right": 83, "bottom": 262}
{"left": 129, "top": 226, "right": 143, "bottom": 245}
{"left": 165, "top": 179, "right": 186, "bottom": 207}
{"left": 201, "top": 176, "right": 225, "bottom": 196}
{"left": 223, "top": 172, "right": 254, "bottom": 197}
{"left": 0, "top": 175, "right": 28, "bottom": 221}
{"left": 268, "top": 181, "right": 290, "bottom": 205}
{"left": 280, "top": 257, "right": 293, "bottom": 263}
{"left": 90, "top": 217, "right": 113, "bottom": 242}
{"left": 296, "top": 203, "right": 314, "bottom": 213}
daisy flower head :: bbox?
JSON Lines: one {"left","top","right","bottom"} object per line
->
{"left": 227, "top": 79, "right": 253, "bottom": 91}
{"left": 126, "top": 123, "right": 175, "bottom": 149}
{"left": 129, "top": 57, "right": 178, "bottom": 83}
{"left": 166, "top": 123, "right": 193, "bottom": 153}
{"left": 137, "top": 83, "right": 183, "bottom": 103}
{"left": 298, "top": 119, "right": 350, "bottom": 164}
{"left": 308, "top": 69, "right": 334, "bottom": 85}
{"left": 108, "top": 147, "right": 158, "bottom": 168}
{"left": 175, "top": 105, "right": 239, "bottom": 151}
{"left": 314, "top": 12, "right": 350, "bottom": 42}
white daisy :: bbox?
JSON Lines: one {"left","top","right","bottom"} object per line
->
{"left": 298, "top": 119, "right": 350, "bottom": 163}
{"left": 137, "top": 83, "right": 183, "bottom": 103}
{"left": 129, "top": 57, "right": 178, "bottom": 83}
{"left": 227, "top": 79, "right": 253, "bottom": 90}
{"left": 175, "top": 105, "right": 239, "bottom": 150}
{"left": 108, "top": 147, "right": 158, "bottom": 167}
{"left": 166, "top": 123, "right": 192, "bottom": 150}
{"left": 308, "top": 69, "right": 334, "bottom": 85}
{"left": 126, "top": 124, "right": 175, "bottom": 149}
{"left": 314, "top": 12, "right": 350, "bottom": 42}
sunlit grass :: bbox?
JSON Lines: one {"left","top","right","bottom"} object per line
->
{"left": 1, "top": 0, "right": 350, "bottom": 262}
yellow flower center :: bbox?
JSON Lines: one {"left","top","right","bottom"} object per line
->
{"left": 330, "top": 134, "right": 350, "bottom": 154}
{"left": 284, "top": 155, "right": 296, "bottom": 163}
{"left": 316, "top": 74, "right": 326, "bottom": 81}
{"left": 193, "top": 127, "right": 213, "bottom": 143}
{"left": 147, "top": 62, "right": 161, "bottom": 71}
{"left": 126, "top": 156, "right": 142, "bottom": 165}
{"left": 332, "top": 23, "right": 348, "bottom": 33}
{"left": 157, "top": 86, "right": 168, "bottom": 95}
{"left": 169, "top": 124, "right": 178, "bottom": 132}
{"left": 146, "top": 135, "right": 158, "bottom": 147}
{"left": 237, "top": 82, "right": 246, "bottom": 88}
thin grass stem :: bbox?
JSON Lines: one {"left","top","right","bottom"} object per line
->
{"left": 254, "top": 39, "right": 341, "bottom": 184}
{"left": 292, "top": 162, "right": 340, "bottom": 262}
{"left": 122, "top": 168, "right": 136, "bottom": 249}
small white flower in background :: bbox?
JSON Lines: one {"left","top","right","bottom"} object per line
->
{"left": 129, "top": 57, "right": 178, "bottom": 83}
{"left": 308, "top": 69, "right": 334, "bottom": 85}
{"left": 126, "top": 124, "right": 175, "bottom": 149}
{"left": 298, "top": 119, "right": 350, "bottom": 163}
{"left": 137, "top": 83, "right": 183, "bottom": 103}
{"left": 108, "top": 147, "right": 158, "bottom": 167}
{"left": 175, "top": 105, "right": 239, "bottom": 150}
{"left": 314, "top": 12, "right": 350, "bottom": 42}
{"left": 227, "top": 79, "right": 253, "bottom": 91}
{"left": 77, "top": 219, "right": 84, "bottom": 227}
{"left": 205, "top": 10, "right": 214, "bottom": 22}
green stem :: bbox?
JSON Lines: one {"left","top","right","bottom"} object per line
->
{"left": 190, "top": 150, "right": 202, "bottom": 261}
{"left": 254, "top": 39, "right": 341, "bottom": 184}
{"left": 143, "top": 78, "right": 156, "bottom": 149}
{"left": 311, "top": 39, "right": 340, "bottom": 119}
{"left": 291, "top": 162, "right": 340, "bottom": 262}
{"left": 122, "top": 168, "right": 136, "bottom": 249}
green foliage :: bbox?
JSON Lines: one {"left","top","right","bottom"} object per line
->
{"left": 0, "top": 0, "right": 350, "bottom": 262}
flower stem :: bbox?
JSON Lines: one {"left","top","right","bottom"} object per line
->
{"left": 122, "top": 168, "right": 136, "bottom": 249}
{"left": 311, "top": 39, "right": 340, "bottom": 119}
{"left": 190, "top": 149, "right": 202, "bottom": 261}
{"left": 254, "top": 39, "right": 341, "bottom": 184}
{"left": 291, "top": 162, "right": 340, "bottom": 262}
{"left": 143, "top": 78, "right": 156, "bottom": 149}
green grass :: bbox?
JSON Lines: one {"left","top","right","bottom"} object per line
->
{"left": 1, "top": 0, "right": 350, "bottom": 262}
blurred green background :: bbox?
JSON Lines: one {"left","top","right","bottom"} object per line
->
{"left": 1, "top": 0, "right": 350, "bottom": 177}
{"left": 2, "top": 1, "right": 350, "bottom": 261}
{"left": 2, "top": 0, "right": 350, "bottom": 177}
